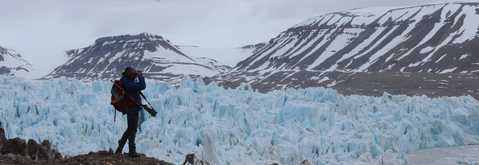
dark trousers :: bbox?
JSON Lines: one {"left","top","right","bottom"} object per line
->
{"left": 117, "top": 111, "right": 139, "bottom": 153}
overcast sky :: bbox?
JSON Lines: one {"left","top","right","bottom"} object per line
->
{"left": 0, "top": 0, "right": 457, "bottom": 77}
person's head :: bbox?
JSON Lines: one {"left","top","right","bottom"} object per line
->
{"left": 122, "top": 67, "right": 138, "bottom": 79}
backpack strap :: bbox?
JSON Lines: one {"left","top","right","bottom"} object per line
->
{"left": 140, "top": 92, "right": 154, "bottom": 108}
{"left": 139, "top": 92, "right": 157, "bottom": 117}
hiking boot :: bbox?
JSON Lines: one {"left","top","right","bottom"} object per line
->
{"left": 115, "top": 140, "right": 126, "bottom": 154}
{"left": 128, "top": 152, "right": 140, "bottom": 158}
{"left": 115, "top": 147, "right": 122, "bottom": 155}
{"left": 115, "top": 144, "right": 124, "bottom": 155}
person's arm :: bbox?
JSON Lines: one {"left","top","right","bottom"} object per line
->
{"left": 138, "top": 76, "right": 146, "bottom": 90}
{"left": 122, "top": 76, "right": 146, "bottom": 91}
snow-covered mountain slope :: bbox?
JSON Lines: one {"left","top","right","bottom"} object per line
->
{"left": 237, "top": 2, "right": 479, "bottom": 73}
{"left": 2, "top": 77, "right": 479, "bottom": 165}
{"left": 44, "top": 33, "right": 218, "bottom": 82}
{"left": 178, "top": 44, "right": 262, "bottom": 68}
{"left": 0, "top": 46, "right": 31, "bottom": 76}
{"left": 193, "top": 56, "right": 232, "bottom": 73}
{"left": 217, "top": 2, "right": 479, "bottom": 94}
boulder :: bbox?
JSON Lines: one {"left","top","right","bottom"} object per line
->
{"left": 182, "top": 153, "right": 211, "bottom": 165}
{"left": 1, "top": 138, "right": 27, "bottom": 156}
{"left": 0, "top": 130, "right": 61, "bottom": 161}
{"left": 301, "top": 160, "right": 311, "bottom": 165}
{"left": 0, "top": 128, "right": 6, "bottom": 148}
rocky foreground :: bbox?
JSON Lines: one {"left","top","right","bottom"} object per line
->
{"left": 0, "top": 128, "right": 177, "bottom": 165}
{"left": 0, "top": 151, "right": 174, "bottom": 165}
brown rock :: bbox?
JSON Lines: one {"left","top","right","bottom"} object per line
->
{"left": 1, "top": 138, "right": 27, "bottom": 156}
{"left": 0, "top": 129, "right": 174, "bottom": 165}
{"left": 182, "top": 153, "right": 195, "bottom": 165}
{"left": 56, "top": 151, "right": 174, "bottom": 165}
{"left": 181, "top": 153, "right": 211, "bottom": 165}
{"left": 0, "top": 128, "right": 6, "bottom": 145}
{"left": 40, "top": 140, "right": 50, "bottom": 149}
{"left": 301, "top": 160, "right": 312, "bottom": 165}
{"left": 26, "top": 139, "right": 39, "bottom": 160}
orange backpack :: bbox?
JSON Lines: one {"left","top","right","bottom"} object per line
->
{"left": 110, "top": 80, "right": 157, "bottom": 120}
{"left": 111, "top": 80, "right": 137, "bottom": 115}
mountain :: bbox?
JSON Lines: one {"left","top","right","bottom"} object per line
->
{"left": 0, "top": 46, "right": 31, "bottom": 76}
{"left": 176, "top": 44, "right": 263, "bottom": 74}
{"left": 216, "top": 2, "right": 479, "bottom": 98}
{"left": 193, "top": 56, "right": 232, "bottom": 73}
{"left": 236, "top": 2, "right": 479, "bottom": 73}
{"left": 44, "top": 33, "right": 219, "bottom": 82}
{"left": 239, "top": 43, "right": 266, "bottom": 54}
{"left": 178, "top": 44, "right": 262, "bottom": 68}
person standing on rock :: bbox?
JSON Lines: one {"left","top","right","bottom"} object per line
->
{"left": 115, "top": 67, "right": 146, "bottom": 157}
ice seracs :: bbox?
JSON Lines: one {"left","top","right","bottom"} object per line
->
{"left": 2, "top": 77, "right": 479, "bottom": 164}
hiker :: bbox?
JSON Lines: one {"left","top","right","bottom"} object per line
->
{"left": 115, "top": 67, "right": 146, "bottom": 157}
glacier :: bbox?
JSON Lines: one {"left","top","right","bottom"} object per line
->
{"left": 1, "top": 76, "right": 479, "bottom": 164}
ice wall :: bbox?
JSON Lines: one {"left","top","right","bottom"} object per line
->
{"left": 1, "top": 76, "right": 479, "bottom": 164}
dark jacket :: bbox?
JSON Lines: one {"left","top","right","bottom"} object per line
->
{"left": 120, "top": 76, "right": 146, "bottom": 109}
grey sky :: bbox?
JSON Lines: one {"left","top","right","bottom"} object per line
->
{"left": 0, "top": 0, "right": 450, "bottom": 77}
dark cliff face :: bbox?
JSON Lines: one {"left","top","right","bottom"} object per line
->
{"left": 240, "top": 43, "right": 265, "bottom": 50}
{"left": 0, "top": 46, "right": 31, "bottom": 76}
{"left": 44, "top": 33, "right": 218, "bottom": 81}
{"left": 213, "top": 2, "right": 479, "bottom": 98}
{"left": 240, "top": 43, "right": 266, "bottom": 55}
